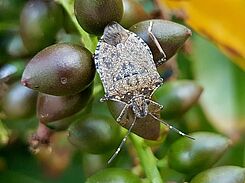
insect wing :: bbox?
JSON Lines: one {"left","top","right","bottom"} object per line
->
{"left": 94, "top": 31, "right": 161, "bottom": 99}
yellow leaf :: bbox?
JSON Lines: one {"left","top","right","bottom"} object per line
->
{"left": 160, "top": 0, "right": 245, "bottom": 70}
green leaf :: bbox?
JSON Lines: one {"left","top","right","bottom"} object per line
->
{"left": 191, "top": 34, "right": 245, "bottom": 137}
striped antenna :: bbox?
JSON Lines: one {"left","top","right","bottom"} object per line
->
{"left": 149, "top": 113, "right": 195, "bottom": 140}
{"left": 108, "top": 115, "right": 137, "bottom": 164}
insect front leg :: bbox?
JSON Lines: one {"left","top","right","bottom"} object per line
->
{"left": 148, "top": 21, "right": 167, "bottom": 66}
{"left": 146, "top": 99, "right": 163, "bottom": 110}
{"left": 100, "top": 96, "right": 129, "bottom": 121}
{"left": 149, "top": 79, "right": 163, "bottom": 98}
{"left": 100, "top": 96, "right": 110, "bottom": 102}
{"left": 116, "top": 104, "right": 129, "bottom": 122}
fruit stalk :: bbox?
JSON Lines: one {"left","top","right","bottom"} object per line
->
{"left": 56, "top": 0, "right": 97, "bottom": 52}
{"left": 130, "top": 135, "right": 163, "bottom": 183}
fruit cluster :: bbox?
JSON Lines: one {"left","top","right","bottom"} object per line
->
{"left": 0, "top": 0, "right": 244, "bottom": 182}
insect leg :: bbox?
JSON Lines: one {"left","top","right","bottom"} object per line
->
{"left": 101, "top": 97, "right": 129, "bottom": 121}
{"left": 100, "top": 96, "right": 128, "bottom": 104}
{"left": 148, "top": 21, "right": 167, "bottom": 66}
{"left": 108, "top": 115, "right": 137, "bottom": 164}
{"left": 146, "top": 99, "right": 163, "bottom": 109}
{"left": 149, "top": 113, "right": 195, "bottom": 140}
{"left": 100, "top": 96, "right": 109, "bottom": 102}
{"left": 149, "top": 81, "right": 163, "bottom": 98}
{"left": 116, "top": 104, "right": 129, "bottom": 122}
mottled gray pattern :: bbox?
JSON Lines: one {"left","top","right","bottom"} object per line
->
{"left": 94, "top": 25, "right": 162, "bottom": 103}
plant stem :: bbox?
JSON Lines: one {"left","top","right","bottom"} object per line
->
{"left": 130, "top": 135, "right": 163, "bottom": 183}
{"left": 0, "top": 120, "right": 9, "bottom": 145}
{"left": 56, "top": 0, "right": 97, "bottom": 53}
{"left": 93, "top": 84, "right": 103, "bottom": 97}
{"left": 243, "top": 142, "right": 245, "bottom": 167}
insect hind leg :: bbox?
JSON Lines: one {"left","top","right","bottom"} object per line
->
{"left": 116, "top": 104, "right": 129, "bottom": 122}
{"left": 148, "top": 21, "right": 167, "bottom": 66}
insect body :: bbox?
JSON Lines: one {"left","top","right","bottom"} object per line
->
{"left": 94, "top": 22, "right": 193, "bottom": 163}
{"left": 94, "top": 22, "right": 163, "bottom": 119}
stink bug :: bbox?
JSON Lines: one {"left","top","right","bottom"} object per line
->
{"left": 94, "top": 21, "right": 194, "bottom": 163}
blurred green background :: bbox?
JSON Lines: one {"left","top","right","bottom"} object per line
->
{"left": 0, "top": 0, "right": 244, "bottom": 182}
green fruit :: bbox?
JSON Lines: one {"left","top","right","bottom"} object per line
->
{"left": 0, "top": 64, "right": 17, "bottom": 81}
{"left": 68, "top": 115, "right": 121, "bottom": 154}
{"left": 37, "top": 83, "right": 93, "bottom": 123}
{"left": 129, "top": 19, "right": 191, "bottom": 63}
{"left": 45, "top": 95, "right": 93, "bottom": 131}
{"left": 6, "top": 33, "right": 29, "bottom": 58}
{"left": 86, "top": 168, "right": 142, "bottom": 183}
{"left": 120, "top": 0, "right": 150, "bottom": 28}
{"left": 190, "top": 166, "right": 245, "bottom": 183}
{"left": 2, "top": 82, "right": 37, "bottom": 119}
{"left": 74, "top": 0, "right": 123, "bottom": 35}
{"left": 154, "top": 80, "right": 203, "bottom": 119}
{"left": 168, "top": 132, "right": 230, "bottom": 175}
{"left": 82, "top": 153, "right": 108, "bottom": 177}
{"left": 0, "top": 61, "right": 26, "bottom": 83}
{"left": 21, "top": 43, "right": 95, "bottom": 96}
{"left": 20, "top": 0, "right": 63, "bottom": 53}
{"left": 45, "top": 111, "right": 80, "bottom": 131}
{"left": 160, "top": 167, "right": 186, "bottom": 183}
{"left": 107, "top": 100, "right": 160, "bottom": 140}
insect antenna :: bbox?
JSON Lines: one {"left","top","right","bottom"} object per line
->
{"left": 108, "top": 115, "right": 137, "bottom": 164}
{"left": 149, "top": 113, "right": 195, "bottom": 140}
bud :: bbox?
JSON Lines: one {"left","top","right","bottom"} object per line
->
{"left": 190, "top": 166, "right": 245, "bottom": 183}
{"left": 37, "top": 84, "right": 93, "bottom": 123}
{"left": 168, "top": 132, "right": 231, "bottom": 175}
{"left": 86, "top": 168, "right": 142, "bottom": 183}
{"left": 2, "top": 82, "right": 37, "bottom": 119}
{"left": 75, "top": 0, "right": 123, "bottom": 35}
{"left": 21, "top": 43, "right": 95, "bottom": 96}
{"left": 120, "top": 0, "right": 150, "bottom": 28}
{"left": 130, "top": 19, "right": 192, "bottom": 64}
{"left": 20, "top": 0, "right": 63, "bottom": 53}
{"left": 154, "top": 80, "right": 203, "bottom": 119}
{"left": 68, "top": 115, "right": 121, "bottom": 154}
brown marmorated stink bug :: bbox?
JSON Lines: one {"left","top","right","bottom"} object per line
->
{"left": 94, "top": 21, "right": 194, "bottom": 163}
